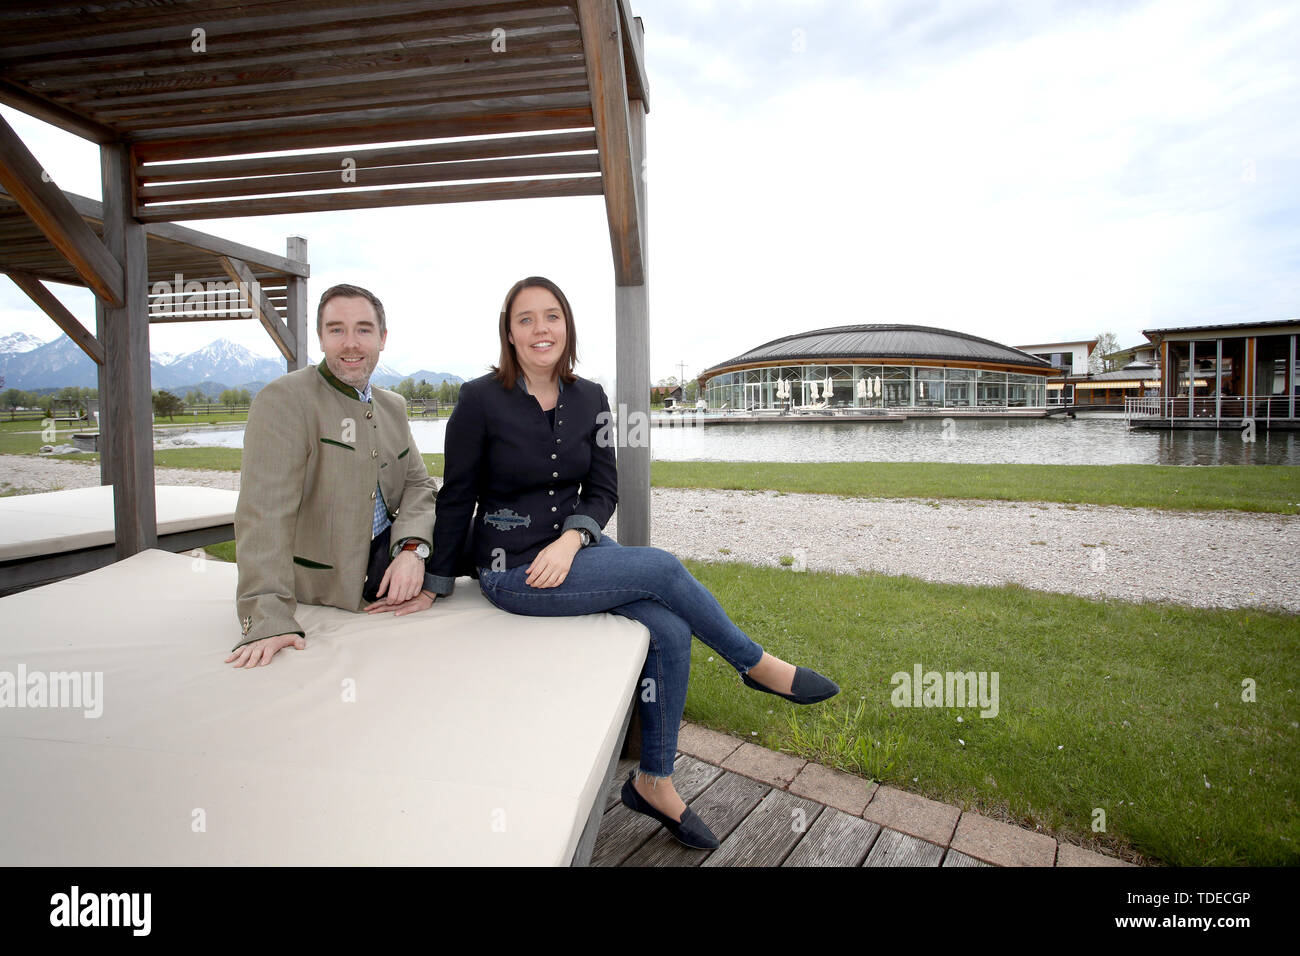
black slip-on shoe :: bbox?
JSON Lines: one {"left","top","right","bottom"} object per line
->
{"left": 620, "top": 772, "right": 720, "bottom": 850}
{"left": 741, "top": 665, "right": 840, "bottom": 704}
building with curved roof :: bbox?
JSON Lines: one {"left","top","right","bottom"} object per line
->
{"left": 698, "top": 324, "right": 1056, "bottom": 412}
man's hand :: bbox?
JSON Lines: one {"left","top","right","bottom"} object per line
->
{"left": 524, "top": 530, "right": 583, "bottom": 589}
{"left": 365, "top": 588, "right": 438, "bottom": 616}
{"left": 225, "top": 633, "right": 305, "bottom": 668}
{"left": 373, "top": 549, "right": 425, "bottom": 605}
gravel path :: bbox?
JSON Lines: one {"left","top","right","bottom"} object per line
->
{"left": 4, "top": 454, "right": 1296, "bottom": 614}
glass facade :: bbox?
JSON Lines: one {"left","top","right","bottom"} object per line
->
{"left": 703, "top": 364, "right": 1047, "bottom": 410}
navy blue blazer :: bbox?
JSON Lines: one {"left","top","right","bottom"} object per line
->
{"left": 426, "top": 372, "right": 617, "bottom": 594}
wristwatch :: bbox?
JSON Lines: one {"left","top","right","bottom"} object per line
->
{"left": 577, "top": 529, "right": 592, "bottom": 547}
{"left": 400, "top": 539, "right": 430, "bottom": 560}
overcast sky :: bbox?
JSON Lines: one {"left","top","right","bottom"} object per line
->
{"left": 2, "top": 0, "right": 1296, "bottom": 388}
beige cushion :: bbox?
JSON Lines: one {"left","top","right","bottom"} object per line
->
{"left": 0, "top": 549, "right": 649, "bottom": 864}
{"left": 0, "top": 485, "right": 238, "bottom": 561}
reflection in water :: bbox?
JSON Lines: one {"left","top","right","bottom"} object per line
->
{"left": 165, "top": 416, "right": 1299, "bottom": 466}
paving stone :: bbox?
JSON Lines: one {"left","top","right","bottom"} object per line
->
{"left": 1056, "top": 842, "right": 1137, "bottom": 867}
{"left": 861, "top": 785, "right": 960, "bottom": 847}
{"left": 719, "top": 741, "right": 807, "bottom": 788}
{"left": 950, "top": 810, "right": 1057, "bottom": 867}
{"left": 789, "top": 762, "right": 876, "bottom": 816}
{"left": 675, "top": 722, "right": 745, "bottom": 765}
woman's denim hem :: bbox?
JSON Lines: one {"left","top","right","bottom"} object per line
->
{"left": 635, "top": 765, "right": 675, "bottom": 782}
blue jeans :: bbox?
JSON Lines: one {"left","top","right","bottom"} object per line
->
{"left": 476, "top": 535, "right": 765, "bottom": 777}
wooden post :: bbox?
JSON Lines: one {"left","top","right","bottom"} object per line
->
{"left": 286, "top": 235, "right": 309, "bottom": 371}
{"left": 615, "top": 28, "right": 650, "bottom": 547}
{"left": 94, "top": 298, "right": 113, "bottom": 485}
{"left": 1284, "top": 335, "right": 1294, "bottom": 421}
{"left": 1215, "top": 338, "right": 1222, "bottom": 420}
{"left": 100, "top": 142, "right": 156, "bottom": 557}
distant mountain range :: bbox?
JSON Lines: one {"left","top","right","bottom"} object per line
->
{"left": 0, "top": 332, "right": 463, "bottom": 396}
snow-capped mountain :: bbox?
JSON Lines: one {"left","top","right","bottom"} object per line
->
{"left": 155, "top": 337, "right": 285, "bottom": 387}
{"left": 0, "top": 333, "right": 464, "bottom": 394}
{"left": 0, "top": 331, "right": 46, "bottom": 356}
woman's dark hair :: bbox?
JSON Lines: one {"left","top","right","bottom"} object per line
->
{"left": 491, "top": 276, "right": 578, "bottom": 388}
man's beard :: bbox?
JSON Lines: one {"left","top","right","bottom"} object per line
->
{"left": 329, "top": 354, "right": 375, "bottom": 388}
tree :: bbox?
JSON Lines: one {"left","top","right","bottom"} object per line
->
{"left": 238, "top": 388, "right": 251, "bottom": 406}
{"left": 2, "top": 388, "right": 27, "bottom": 420}
{"left": 219, "top": 388, "right": 240, "bottom": 408}
{"left": 416, "top": 379, "right": 435, "bottom": 401}
{"left": 1090, "top": 332, "right": 1121, "bottom": 375}
{"left": 153, "top": 390, "right": 184, "bottom": 422}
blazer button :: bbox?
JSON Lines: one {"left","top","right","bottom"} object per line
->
{"left": 548, "top": 490, "right": 554, "bottom": 495}
{"left": 370, "top": 490, "right": 376, "bottom": 499}
{"left": 371, "top": 449, "right": 378, "bottom": 458}
{"left": 552, "top": 471, "right": 558, "bottom": 477}
{"left": 550, "top": 453, "right": 557, "bottom": 459}
{"left": 558, "top": 404, "right": 563, "bottom": 409}
{"left": 366, "top": 410, "right": 373, "bottom": 419}
{"left": 553, "top": 523, "right": 559, "bottom": 530}
{"left": 558, "top": 420, "right": 563, "bottom": 426}
{"left": 555, "top": 438, "right": 561, "bottom": 443}
{"left": 551, "top": 506, "right": 557, "bottom": 512}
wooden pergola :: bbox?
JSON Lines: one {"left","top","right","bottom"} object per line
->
{"left": 0, "top": 0, "right": 651, "bottom": 555}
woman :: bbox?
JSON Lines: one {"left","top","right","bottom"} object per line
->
{"left": 424, "top": 276, "right": 839, "bottom": 850}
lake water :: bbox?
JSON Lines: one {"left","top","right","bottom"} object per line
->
{"left": 163, "top": 415, "right": 1300, "bottom": 466}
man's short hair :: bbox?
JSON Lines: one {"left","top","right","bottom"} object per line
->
{"left": 316, "top": 283, "right": 386, "bottom": 336}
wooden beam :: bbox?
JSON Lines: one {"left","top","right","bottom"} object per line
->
{"left": 0, "top": 114, "right": 124, "bottom": 305}
{"left": 0, "top": 79, "right": 116, "bottom": 144}
{"left": 285, "top": 236, "right": 310, "bottom": 372}
{"left": 99, "top": 141, "right": 156, "bottom": 557}
{"left": 142, "top": 221, "right": 310, "bottom": 278}
{"left": 137, "top": 130, "right": 597, "bottom": 182}
{"left": 576, "top": 0, "right": 643, "bottom": 285}
{"left": 613, "top": 84, "right": 650, "bottom": 548}
{"left": 137, "top": 175, "right": 603, "bottom": 221}
{"left": 127, "top": 91, "right": 591, "bottom": 147}
{"left": 2, "top": 0, "right": 570, "bottom": 58}
{"left": 133, "top": 105, "right": 595, "bottom": 162}
{"left": 617, "top": 0, "right": 650, "bottom": 109}
{"left": 219, "top": 255, "right": 297, "bottom": 363}
{"left": 6, "top": 270, "right": 105, "bottom": 365}
{"left": 140, "top": 153, "right": 601, "bottom": 203}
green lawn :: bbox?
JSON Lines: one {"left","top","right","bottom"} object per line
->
{"left": 680, "top": 558, "right": 1298, "bottom": 867}
{"left": 649, "top": 461, "right": 1300, "bottom": 514}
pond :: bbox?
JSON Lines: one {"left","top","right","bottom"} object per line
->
{"left": 162, "top": 414, "right": 1299, "bottom": 466}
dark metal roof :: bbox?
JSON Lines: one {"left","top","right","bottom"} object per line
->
{"left": 1143, "top": 319, "right": 1299, "bottom": 335}
{"left": 1090, "top": 364, "right": 1160, "bottom": 381}
{"left": 702, "top": 324, "right": 1055, "bottom": 378}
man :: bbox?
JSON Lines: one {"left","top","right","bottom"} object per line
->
{"left": 226, "top": 283, "right": 440, "bottom": 668}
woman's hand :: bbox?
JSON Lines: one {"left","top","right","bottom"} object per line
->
{"left": 524, "top": 530, "right": 583, "bottom": 588}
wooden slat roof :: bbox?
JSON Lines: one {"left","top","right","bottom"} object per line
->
{"left": 0, "top": 0, "right": 648, "bottom": 228}
{"left": 0, "top": 187, "right": 303, "bottom": 323}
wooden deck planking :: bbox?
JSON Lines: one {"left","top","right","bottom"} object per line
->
{"left": 863, "top": 828, "right": 946, "bottom": 867}
{"left": 702, "top": 787, "right": 825, "bottom": 868}
{"left": 782, "top": 807, "right": 881, "bottom": 867}
{"left": 594, "top": 755, "right": 724, "bottom": 867}
{"left": 592, "top": 752, "right": 1009, "bottom": 867}
{"left": 942, "top": 849, "right": 994, "bottom": 867}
